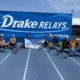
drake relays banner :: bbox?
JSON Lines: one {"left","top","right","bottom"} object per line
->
{"left": 0, "top": 11, "right": 72, "bottom": 42}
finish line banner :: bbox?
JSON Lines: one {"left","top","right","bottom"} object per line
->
{"left": 0, "top": 11, "right": 72, "bottom": 42}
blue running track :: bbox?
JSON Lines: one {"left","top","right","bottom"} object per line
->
{"left": 0, "top": 48, "right": 80, "bottom": 80}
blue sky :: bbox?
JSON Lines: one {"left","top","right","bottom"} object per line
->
{"left": 0, "top": 0, "right": 80, "bottom": 18}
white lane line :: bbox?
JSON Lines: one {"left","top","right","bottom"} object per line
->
{"left": 0, "top": 51, "right": 13, "bottom": 64}
{"left": 69, "top": 57, "right": 80, "bottom": 66}
{"left": 44, "top": 48, "right": 64, "bottom": 80}
{"left": 23, "top": 49, "right": 31, "bottom": 80}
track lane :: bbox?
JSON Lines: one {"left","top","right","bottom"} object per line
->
{"left": 47, "top": 49, "right": 80, "bottom": 80}
{"left": 26, "top": 49, "right": 62, "bottom": 80}
{"left": 0, "top": 49, "right": 29, "bottom": 80}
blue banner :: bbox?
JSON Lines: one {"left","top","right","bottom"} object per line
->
{"left": 0, "top": 11, "right": 72, "bottom": 42}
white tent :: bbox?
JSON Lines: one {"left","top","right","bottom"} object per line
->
{"left": 72, "top": 18, "right": 80, "bottom": 25}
